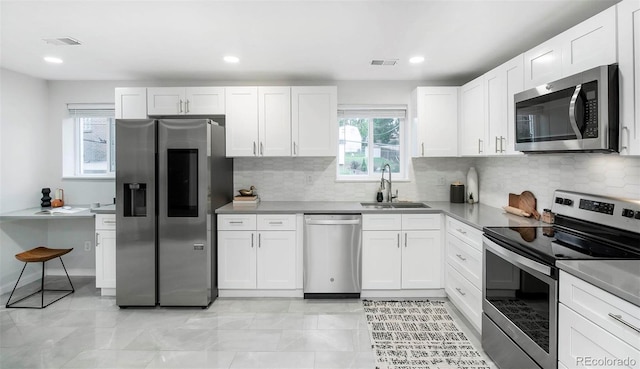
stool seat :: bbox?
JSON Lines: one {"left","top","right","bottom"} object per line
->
{"left": 15, "top": 247, "right": 73, "bottom": 263}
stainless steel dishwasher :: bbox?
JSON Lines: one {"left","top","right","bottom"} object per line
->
{"left": 303, "top": 214, "right": 362, "bottom": 298}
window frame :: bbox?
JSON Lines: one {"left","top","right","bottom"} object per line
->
{"left": 336, "top": 105, "right": 408, "bottom": 182}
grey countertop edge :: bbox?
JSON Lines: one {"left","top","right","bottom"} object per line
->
{"left": 557, "top": 260, "right": 640, "bottom": 307}
{"left": 0, "top": 206, "right": 95, "bottom": 220}
{"left": 215, "top": 201, "right": 542, "bottom": 230}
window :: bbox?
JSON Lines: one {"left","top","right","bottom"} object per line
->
{"left": 337, "top": 106, "right": 407, "bottom": 181}
{"left": 63, "top": 104, "right": 116, "bottom": 178}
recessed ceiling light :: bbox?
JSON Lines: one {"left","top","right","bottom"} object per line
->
{"left": 224, "top": 56, "right": 239, "bottom": 63}
{"left": 44, "top": 56, "right": 63, "bottom": 64}
{"left": 409, "top": 56, "right": 425, "bottom": 64}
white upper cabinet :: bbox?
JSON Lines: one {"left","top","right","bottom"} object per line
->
{"left": 411, "top": 87, "right": 458, "bottom": 157}
{"left": 225, "top": 87, "right": 259, "bottom": 157}
{"left": 618, "top": 0, "right": 640, "bottom": 156}
{"left": 147, "top": 87, "right": 225, "bottom": 116}
{"left": 561, "top": 6, "right": 617, "bottom": 77}
{"left": 523, "top": 35, "right": 563, "bottom": 90}
{"left": 524, "top": 6, "right": 617, "bottom": 90}
{"left": 291, "top": 86, "right": 337, "bottom": 157}
{"left": 459, "top": 75, "right": 487, "bottom": 156}
{"left": 504, "top": 55, "right": 525, "bottom": 155}
{"left": 258, "top": 87, "right": 291, "bottom": 157}
{"left": 115, "top": 87, "right": 147, "bottom": 119}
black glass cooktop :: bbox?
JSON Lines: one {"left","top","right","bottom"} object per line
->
{"left": 483, "top": 223, "right": 640, "bottom": 266}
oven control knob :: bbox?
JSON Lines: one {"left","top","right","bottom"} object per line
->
{"left": 635, "top": 212, "right": 640, "bottom": 220}
{"left": 622, "top": 209, "right": 635, "bottom": 218}
{"left": 555, "top": 197, "right": 564, "bottom": 204}
{"left": 563, "top": 198, "right": 573, "bottom": 206}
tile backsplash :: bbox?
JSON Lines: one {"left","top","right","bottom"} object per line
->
{"left": 234, "top": 154, "right": 640, "bottom": 210}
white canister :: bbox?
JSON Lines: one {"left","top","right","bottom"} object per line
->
{"left": 467, "top": 167, "right": 478, "bottom": 203}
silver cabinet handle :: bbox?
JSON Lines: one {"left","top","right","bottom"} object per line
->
{"left": 95, "top": 232, "right": 99, "bottom": 247}
{"left": 251, "top": 233, "right": 254, "bottom": 248}
{"left": 397, "top": 233, "right": 400, "bottom": 248}
{"left": 621, "top": 126, "right": 629, "bottom": 151}
{"left": 421, "top": 142, "right": 425, "bottom": 156}
{"left": 260, "top": 142, "right": 264, "bottom": 156}
{"left": 455, "top": 287, "right": 466, "bottom": 296}
{"left": 179, "top": 99, "right": 183, "bottom": 113}
{"left": 253, "top": 142, "right": 257, "bottom": 156}
{"left": 501, "top": 136, "right": 506, "bottom": 153}
{"left": 456, "top": 228, "right": 467, "bottom": 235}
{"left": 293, "top": 142, "right": 297, "bottom": 155}
{"left": 478, "top": 139, "right": 483, "bottom": 154}
{"left": 258, "top": 233, "right": 261, "bottom": 248}
{"left": 185, "top": 99, "right": 190, "bottom": 113}
{"left": 404, "top": 233, "right": 407, "bottom": 247}
{"left": 495, "top": 136, "right": 499, "bottom": 153}
{"left": 269, "top": 221, "right": 283, "bottom": 225}
{"left": 456, "top": 253, "right": 467, "bottom": 261}
{"left": 229, "top": 221, "right": 244, "bottom": 224}
{"left": 608, "top": 313, "right": 640, "bottom": 333}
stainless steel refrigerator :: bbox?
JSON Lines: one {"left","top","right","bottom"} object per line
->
{"left": 115, "top": 119, "right": 232, "bottom": 307}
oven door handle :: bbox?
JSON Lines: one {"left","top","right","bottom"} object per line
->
{"left": 483, "top": 236, "right": 552, "bottom": 277}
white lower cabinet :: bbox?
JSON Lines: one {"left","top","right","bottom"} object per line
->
{"left": 95, "top": 214, "right": 116, "bottom": 296}
{"left": 218, "top": 214, "right": 297, "bottom": 292}
{"left": 558, "top": 271, "right": 640, "bottom": 369}
{"left": 362, "top": 213, "right": 442, "bottom": 291}
{"left": 444, "top": 216, "right": 483, "bottom": 332}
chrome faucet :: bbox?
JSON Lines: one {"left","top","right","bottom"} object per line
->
{"left": 381, "top": 164, "right": 398, "bottom": 202}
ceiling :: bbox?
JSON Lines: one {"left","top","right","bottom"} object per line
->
{"left": 0, "top": 0, "right": 620, "bottom": 84}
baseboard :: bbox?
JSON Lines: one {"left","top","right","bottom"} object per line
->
{"left": 219, "top": 289, "right": 304, "bottom": 298}
{"left": 360, "top": 289, "right": 447, "bottom": 299}
{"left": 47, "top": 268, "right": 95, "bottom": 277}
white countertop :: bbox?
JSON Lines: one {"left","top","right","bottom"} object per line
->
{"left": 0, "top": 206, "right": 94, "bottom": 220}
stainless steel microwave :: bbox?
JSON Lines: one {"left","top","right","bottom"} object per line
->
{"left": 514, "top": 64, "right": 619, "bottom": 153}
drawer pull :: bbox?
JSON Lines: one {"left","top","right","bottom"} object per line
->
{"left": 229, "top": 221, "right": 244, "bottom": 224}
{"left": 103, "top": 219, "right": 116, "bottom": 224}
{"left": 455, "top": 253, "right": 467, "bottom": 261}
{"left": 268, "top": 221, "right": 283, "bottom": 225}
{"left": 397, "top": 233, "right": 400, "bottom": 248}
{"left": 455, "top": 287, "right": 466, "bottom": 296}
{"left": 608, "top": 313, "right": 640, "bottom": 333}
{"left": 251, "top": 233, "right": 254, "bottom": 248}
{"left": 456, "top": 228, "right": 467, "bottom": 235}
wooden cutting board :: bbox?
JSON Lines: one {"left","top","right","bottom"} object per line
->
{"left": 519, "top": 191, "right": 541, "bottom": 220}
{"left": 508, "top": 193, "right": 520, "bottom": 208}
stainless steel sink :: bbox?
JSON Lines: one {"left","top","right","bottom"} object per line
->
{"left": 360, "top": 202, "right": 429, "bottom": 209}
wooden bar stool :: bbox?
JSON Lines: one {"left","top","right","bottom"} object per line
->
{"left": 5, "top": 246, "right": 75, "bottom": 308}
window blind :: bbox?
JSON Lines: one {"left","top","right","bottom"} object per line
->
{"left": 67, "top": 103, "right": 115, "bottom": 117}
{"left": 337, "top": 105, "right": 407, "bottom": 119}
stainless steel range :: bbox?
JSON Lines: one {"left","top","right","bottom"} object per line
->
{"left": 482, "top": 190, "right": 640, "bottom": 369}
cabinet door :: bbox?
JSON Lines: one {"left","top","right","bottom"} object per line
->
{"left": 485, "top": 66, "right": 506, "bottom": 155}
{"left": 402, "top": 230, "right": 442, "bottom": 289}
{"left": 225, "top": 87, "right": 259, "bottom": 157}
{"left": 524, "top": 36, "right": 562, "bottom": 90}
{"left": 504, "top": 54, "right": 525, "bottom": 155}
{"left": 96, "top": 230, "right": 116, "bottom": 289}
{"left": 362, "top": 231, "right": 401, "bottom": 289}
{"left": 561, "top": 7, "right": 617, "bottom": 77}
{"left": 218, "top": 231, "right": 257, "bottom": 289}
{"left": 618, "top": 0, "right": 640, "bottom": 156}
{"left": 459, "top": 76, "right": 487, "bottom": 156}
{"left": 256, "top": 231, "right": 296, "bottom": 289}
{"left": 291, "top": 86, "right": 337, "bottom": 157}
{"left": 185, "top": 87, "right": 225, "bottom": 115}
{"left": 115, "top": 87, "right": 147, "bottom": 119}
{"left": 412, "top": 87, "right": 458, "bottom": 157}
{"left": 259, "top": 87, "right": 291, "bottom": 156}
{"left": 147, "top": 87, "right": 184, "bottom": 115}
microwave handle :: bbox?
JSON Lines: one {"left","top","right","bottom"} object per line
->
{"left": 569, "top": 84, "right": 583, "bottom": 139}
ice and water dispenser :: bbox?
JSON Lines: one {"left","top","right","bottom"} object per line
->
{"left": 124, "top": 183, "right": 147, "bottom": 217}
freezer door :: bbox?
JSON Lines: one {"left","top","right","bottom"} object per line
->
{"left": 158, "top": 119, "right": 211, "bottom": 307}
{"left": 116, "top": 119, "right": 157, "bottom": 306}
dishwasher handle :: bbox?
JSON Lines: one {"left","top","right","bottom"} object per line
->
{"left": 305, "top": 219, "right": 361, "bottom": 226}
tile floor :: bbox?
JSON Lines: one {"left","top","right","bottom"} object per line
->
{"left": 0, "top": 277, "right": 493, "bottom": 368}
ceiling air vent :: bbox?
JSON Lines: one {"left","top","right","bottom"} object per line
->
{"left": 42, "top": 37, "right": 82, "bottom": 46}
{"left": 370, "top": 59, "right": 398, "bottom": 66}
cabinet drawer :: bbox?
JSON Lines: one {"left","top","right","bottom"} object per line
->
{"left": 446, "top": 233, "right": 482, "bottom": 289}
{"left": 363, "top": 214, "right": 402, "bottom": 230}
{"left": 218, "top": 214, "right": 257, "bottom": 230}
{"left": 558, "top": 303, "right": 640, "bottom": 367}
{"left": 401, "top": 213, "right": 440, "bottom": 230}
{"left": 257, "top": 214, "right": 296, "bottom": 231}
{"left": 446, "top": 216, "right": 482, "bottom": 251}
{"left": 445, "top": 265, "right": 482, "bottom": 332}
{"left": 95, "top": 214, "right": 116, "bottom": 230}
{"left": 560, "top": 271, "right": 640, "bottom": 350}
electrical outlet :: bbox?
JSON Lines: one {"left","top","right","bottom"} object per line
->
{"left": 305, "top": 173, "right": 313, "bottom": 185}
{"left": 84, "top": 241, "right": 91, "bottom": 251}
{"left": 437, "top": 176, "right": 446, "bottom": 186}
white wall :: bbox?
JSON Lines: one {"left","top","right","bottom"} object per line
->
{"left": 0, "top": 68, "right": 50, "bottom": 292}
